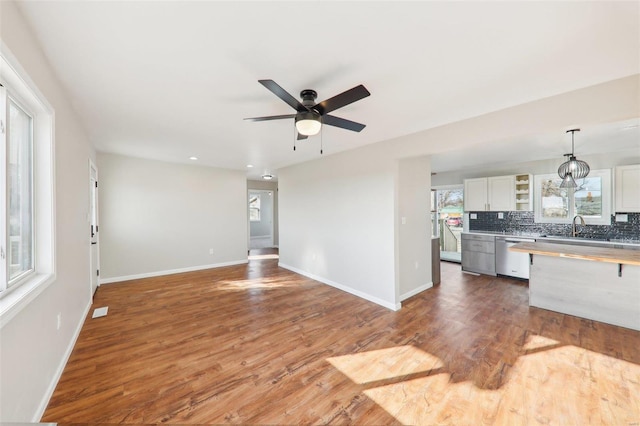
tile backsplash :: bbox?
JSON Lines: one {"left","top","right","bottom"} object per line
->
{"left": 468, "top": 211, "right": 640, "bottom": 242}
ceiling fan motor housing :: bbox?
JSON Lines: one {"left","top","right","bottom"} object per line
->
{"left": 300, "top": 89, "right": 318, "bottom": 107}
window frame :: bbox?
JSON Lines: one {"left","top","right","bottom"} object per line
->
{"left": 0, "top": 46, "right": 56, "bottom": 328}
{"left": 6, "top": 94, "right": 36, "bottom": 287}
{"left": 534, "top": 169, "right": 612, "bottom": 225}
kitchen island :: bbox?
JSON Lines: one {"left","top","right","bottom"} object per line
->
{"left": 511, "top": 241, "right": 640, "bottom": 331}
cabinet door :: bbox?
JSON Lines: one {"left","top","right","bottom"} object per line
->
{"left": 488, "top": 175, "right": 515, "bottom": 211}
{"left": 464, "top": 178, "right": 488, "bottom": 211}
{"left": 615, "top": 165, "right": 640, "bottom": 212}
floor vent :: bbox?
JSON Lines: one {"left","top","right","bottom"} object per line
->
{"left": 92, "top": 306, "right": 108, "bottom": 318}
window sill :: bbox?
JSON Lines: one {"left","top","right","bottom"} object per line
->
{"left": 0, "top": 273, "right": 55, "bottom": 329}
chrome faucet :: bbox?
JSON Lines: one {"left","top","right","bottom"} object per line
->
{"left": 572, "top": 215, "right": 586, "bottom": 237}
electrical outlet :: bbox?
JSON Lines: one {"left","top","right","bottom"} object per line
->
{"left": 56, "top": 313, "right": 61, "bottom": 330}
{"left": 470, "top": 213, "right": 477, "bottom": 219}
{"left": 401, "top": 217, "right": 407, "bottom": 225}
{"left": 615, "top": 214, "right": 628, "bottom": 223}
{"left": 498, "top": 212, "right": 504, "bottom": 219}
{"left": 414, "top": 261, "right": 419, "bottom": 270}
{"left": 209, "top": 248, "right": 214, "bottom": 255}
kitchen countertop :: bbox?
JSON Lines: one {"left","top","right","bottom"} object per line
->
{"left": 464, "top": 231, "right": 640, "bottom": 249}
{"left": 510, "top": 241, "right": 640, "bottom": 266}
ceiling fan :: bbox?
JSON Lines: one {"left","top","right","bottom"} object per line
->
{"left": 245, "top": 80, "right": 370, "bottom": 140}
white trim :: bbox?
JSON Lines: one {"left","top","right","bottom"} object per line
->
{"left": 99, "top": 259, "right": 249, "bottom": 284}
{"left": 34, "top": 299, "right": 92, "bottom": 422}
{"left": 278, "top": 262, "right": 401, "bottom": 311}
{"left": 400, "top": 282, "right": 434, "bottom": 302}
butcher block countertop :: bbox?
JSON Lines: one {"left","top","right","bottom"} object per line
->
{"left": 510, "top": 241, "right": 640, "bottom": 266}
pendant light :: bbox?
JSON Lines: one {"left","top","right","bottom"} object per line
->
{"left": 557, "top": 128, "right": 590, "bottom": 188}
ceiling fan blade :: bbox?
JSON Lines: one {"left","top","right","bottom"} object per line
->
{"left": 297, "top": 132, "right": 308, "bottom": 141}
{"left": 244, "top": 114, "right": 296, "bottom": 122}
{"left": 314, "top": 84, "right": 370, "bottom": 115}
{"left": 259, "top": 80, "right": 309, "bottom": 112}
{"left": 322, "top": 115, "right": 366, "bottom": 132}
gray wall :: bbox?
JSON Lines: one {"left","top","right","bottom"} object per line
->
{"left": 98, "top": 153, "right": 248, "bottom": 281}
{"left": 249, "top": 191, "right": 274, "bottom": 237}
{"left": 0, "top": 2, "right": 95, "bottom": 421}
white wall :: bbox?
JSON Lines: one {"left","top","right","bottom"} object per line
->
{"left": 97, "top": 153, "right": 248, "bottom": 282}
{"left": 0, "top": 1, "right": 95, "bottom": 421}
{"left": 278, "top": 144, "right": 399, "bottom": 309}
{"left": 432, "top": 149, "right": 640, "bottom": 187}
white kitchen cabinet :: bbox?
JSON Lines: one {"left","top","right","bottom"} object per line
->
{"left": 464, "top": 178, "right": 489, "bottom": 211}
{"left": 464, "top": 175, "right": 515, "bottom": 211}
{"left": 615, "top": 164, "right": 640, "bottom": 212}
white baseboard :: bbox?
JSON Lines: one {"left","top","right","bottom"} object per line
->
{"left": 278, "top": 262, "right": 401, "bottom": 311}
{"left": 99, "top": 259, "right": 248, "bottom": 285}
{"left": 400, "top": 282, "right": 434, "bottom": 302}
{"left": 35, "top": 298, "right": 92, "bottom": 421}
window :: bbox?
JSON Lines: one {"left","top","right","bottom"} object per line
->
{"left": 1, "top": 47, "right": 55, "bottom": 324}
{"left": 534, "top": 169, "right": 611, "bottom": 225}
{"left": 249, "top": 194, "right": 261, "bottom": 221}
{"left": 7, "top": 99, "right": 34, "bottom": 285}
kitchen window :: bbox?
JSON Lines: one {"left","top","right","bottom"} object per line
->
{"left": 534, "top": 169, "right": 611, "bottom": 225}
{"left": 1, "top": 48, "right": 55, "bottom": 326}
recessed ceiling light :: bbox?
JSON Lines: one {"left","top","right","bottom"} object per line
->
{"left": 189, "top": 156, "right": 198, "bottom": 160}
{"left": 247, "top": 164, "right": 254, "bottom": 168}
{"left": 621, "top": 124, "right": 639, "bottom": 131}
{"left": 262, "top": 174, "right": 274, "bottom": 180}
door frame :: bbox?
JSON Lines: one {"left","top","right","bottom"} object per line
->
{"left": 89, "top": 159, "right": 100, "bottom": 297}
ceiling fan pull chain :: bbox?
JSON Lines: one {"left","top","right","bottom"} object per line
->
{"left": 293, "top": 121, "right": 296, "bottom": 151}
{"left": 320, "top": 126, "right": 323, "bottom": 155}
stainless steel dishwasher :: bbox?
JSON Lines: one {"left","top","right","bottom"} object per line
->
{"left": 495, "top": 236, "right": 535, "bottom": 279}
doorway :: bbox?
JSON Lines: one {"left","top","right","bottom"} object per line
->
{"left": 431, "top": 186, "right": 464, "bottom": 263}
{"left": 248, "top": 189, "right": 275, "bottom": 250}
{"left": 89, "top": 160, "right": 99, "bottom": 297}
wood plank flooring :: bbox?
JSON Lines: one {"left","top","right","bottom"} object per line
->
{"left": 43, "top": 256, "right": 640, "bottom": 424}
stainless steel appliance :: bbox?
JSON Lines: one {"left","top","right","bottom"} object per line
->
{"left": 495, "top": 236, "right": 535, "bottom": 279}
{"left": 461, "top": 233, "right": 496, "bottom": 276}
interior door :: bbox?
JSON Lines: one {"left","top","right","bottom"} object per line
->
{"left": 89, "top": 161, "right": 99, "bottom": 297}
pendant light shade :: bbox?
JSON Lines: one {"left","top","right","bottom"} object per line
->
{"left": 557, "top": 129, "right": 590, "bottom": 187}
{"left": 559, "top": 172, "right": 577, "bottom": 188}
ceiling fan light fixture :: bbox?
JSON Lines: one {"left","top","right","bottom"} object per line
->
{"left": 295, "top": 111, "right": 322, "bottom": 136}
{"left": 262, "top": 174, "right": 274, "bottom": 180}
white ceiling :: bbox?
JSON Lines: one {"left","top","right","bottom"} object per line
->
{"left": 15, "top": 1, "right": 640, "bottom": 179}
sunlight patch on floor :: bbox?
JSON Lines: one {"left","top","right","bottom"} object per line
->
{"left": 330, "top": 338, "right": 640, "bottom": 424}
{"left": 215, "top": 276, "right": 297, "bottom": 291}
{"left": 327, "top": 345, "right": 443, "bottom": 385}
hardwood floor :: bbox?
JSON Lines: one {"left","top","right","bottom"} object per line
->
{"left": 43, "top": 258, "right": 640, "bottom": 424}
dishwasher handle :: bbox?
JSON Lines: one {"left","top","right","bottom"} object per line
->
{"left": 497, "top": 237, "right": 536, "bottom": 244}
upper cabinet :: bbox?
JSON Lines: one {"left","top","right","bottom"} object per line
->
{"left": 464, "top": 175, "right": 516, "bottom": 211}
{"left": 515, "top": 174, "right": 533, "bottom": 211}
{"left": 615, "top": 164, "right": 640, "bottom": 212}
